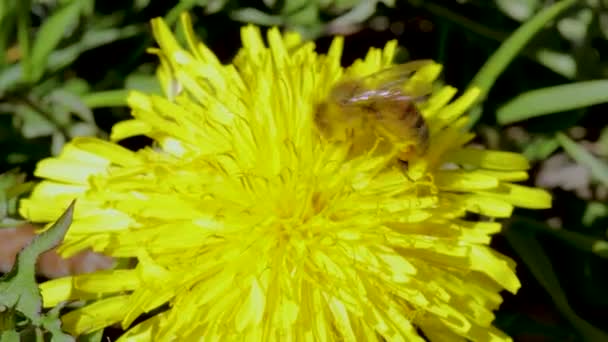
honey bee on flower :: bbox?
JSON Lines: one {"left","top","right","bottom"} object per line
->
{"left": 315, "top": 60, "right": 433, "bottom": 163}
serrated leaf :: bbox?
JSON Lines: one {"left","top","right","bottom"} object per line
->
{"left": 506, "top": 219, "right": 608, "bottom": 341}
{"left": 40, "top": 303, "right": 74, "bottom": 341}
{"left": 557, "top": 133, "right": 608, "bottom": 186}
{"left": 497, "top": 80, "right": 608, "bottom": 124}
{"left": 28, "top": 0, "right": 85, "bottom": 83}
{"left": 0, "top": 201, "right": 75, "bottom": 327}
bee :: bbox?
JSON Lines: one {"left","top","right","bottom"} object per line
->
{"left": 314, "top": 60, "right": 433, "bottom": 163}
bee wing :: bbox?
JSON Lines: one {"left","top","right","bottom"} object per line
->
{"left": 362, "top": 60, "right": 433, "bottom": 90}
{"left": 330, "top": 60, "right": 435, "bottom": 105}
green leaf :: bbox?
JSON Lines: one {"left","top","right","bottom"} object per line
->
{"left": 80, "top": 89, "right": 129, "bottom": 108}
{"left": 0, "top": 1, "right": 18, "bottom": 68}
{"left": 468, "top": 0, "right": 578, "bottom": 124}
{"left": 557, "top": 8, "right": 593, "bottom": 43}
{"left": 592, "top": 241, "right": 608, "bottom": 259}
{"left": 535, "top": 49, "right": 576, "bottom": 79}
{"left": 0, "top": 170, "right": 34, "bottom": 226}
{"left": 327, "top": 0, "right": 378, "bottom": 28}
{"left": 598, "top": 126, "right": 608, "bottom": 157}
{"left": 557, "top": 133, "right": 608, "bottom": 186}
{"left": 17, "top": 104, "right": 65, "bottom": 139}
{"left": 497, "top": 80, "right": 608, "bottom": 124}
{"left": 516, "top": 217, "right": 608, "bottom": 258}
{"left": 16, "top": 0, "right": 31, "bottom": 78}
{"left": 582, "top": 202, "right": 608, "bottom": 227}
{"left": 496, "top": 311, "right": 575, "bottom": 340}
{"left": 495, "top": 0, "right": 539, "bottom": 21}
{"left": 165, "top": 0, "right": 204, "bottom": 26}
{"left": 0, "top": 201, "right": 75, "bottom": 339}
{"left": 77, "top": 329, "right": 104, "bottom": 342}
{"left": 205, "top": 0, "right": 229, "bottom": 14}
{"left": 600, "top": 11, "right": 608, "bottom": 40}
{"left": 39, "top": 303, "right": 73, "bottom": 342}
{"left": 125, "top": 73, "right": 162, "bottom": 95}
{"left": 49, "top": 89, "right": 94, "bottom": 123}
{"left": 0, "top": 25, "right": 142, "bottom": 93}
{"left": 230, "top": 8, "right": 284, "bottom": 26}
{"left": 285, "top": 3, "right": 320, "bottom": 27}
{"left": 134, "top": 0, "right": 151, "bottom": 10}
{"left": 28, "top": 0, "right": 86, "bottom": 83}
{"left": 281, "top": 0, "right": 311, "bottom": 15}
{"left": 522, "top": 136, "right": 560, "bottom": 161}
{"left": 0, "top": 331, "right": 20, "bottom": 342}
{"left": 506, "top": 219, "right": 608, "bottom": 342}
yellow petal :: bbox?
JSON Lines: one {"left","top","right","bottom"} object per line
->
{"left": 478, "top": 183, "right": 552, "bottom": 209}
{"left": 435, "top": 170, "right": 499, "bottom": 191}
{"left": 62, "top": 295, "right": 131, "bottom": 335}
{"left": 448, "top": 148, "right": 530, "bottom": 171}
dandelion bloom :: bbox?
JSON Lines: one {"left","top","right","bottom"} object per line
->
{"left": 20, "top": 13, "right": 551, "bottom": 341}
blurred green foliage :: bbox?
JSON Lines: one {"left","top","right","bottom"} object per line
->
{"left": 0, "top": 0, "right": 607, "bottom": 340}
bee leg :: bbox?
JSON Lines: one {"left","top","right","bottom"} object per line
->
{"left": 398, "top": 159, "right": 416, "bottom": 182}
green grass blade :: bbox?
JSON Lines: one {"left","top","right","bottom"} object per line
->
{"left": 498, "top": 80, "right": 608, "bottom": 124}
{"left": 515, "top": 216, "right": 608, "bottom": 258}
{"left": 81, "top": 89, "right": 129, "bottom": 108}
{"left": 506, "top": 219, "right": 608, "bottom": 342}
{"left": 556, "top": 133, "right": 608, "bottom": 186}
{"left": 468, "top": 0, "right": 578, "bottom": 124}
{"left": 28, "top": 0, "right": 85, "bottom": 83}
{"left": 16, "top": 0, "right": 31, "bottom": 79}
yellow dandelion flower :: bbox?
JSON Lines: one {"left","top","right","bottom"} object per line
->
{"left": 20, "top": 13, "right": 551, "bottom": 342}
